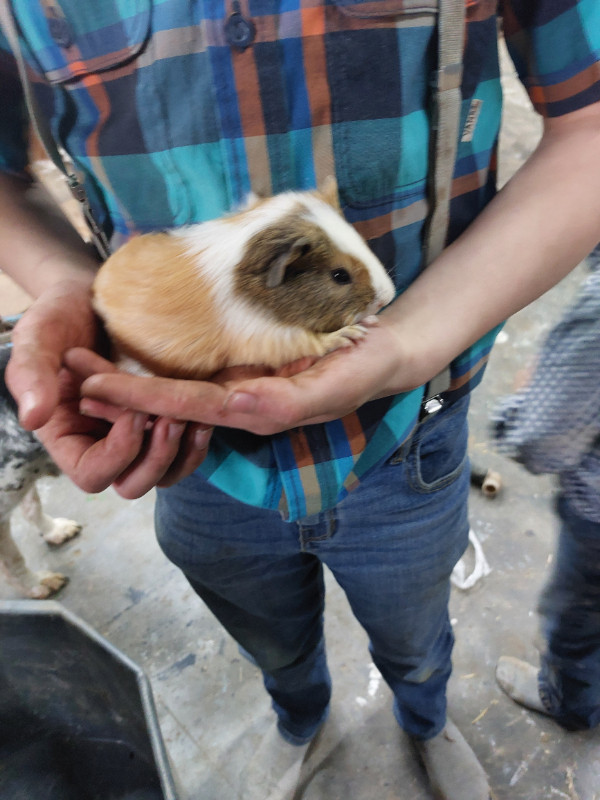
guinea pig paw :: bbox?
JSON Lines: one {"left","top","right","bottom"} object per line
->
{"left": 319, "top": 324, "right": 368, "bottom": 354}
{"left": 341, "top": 323, "right": 368, "bottom": 341}
{"left": 359, "top": 315, "right": 380, "bottom": 327}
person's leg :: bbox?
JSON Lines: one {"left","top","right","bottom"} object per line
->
{"left": 320, "top": 397, "right": 471, "bottom": 739}
{"left": 538, "top": 495, "right": 600, "bottom": 729}
{"left": 155, "top": 476, "right": 331, "bottom": 744}
{"left": 497, "top": 494, "right": 600, "bottom": 730}
{"left": 313, "top": 396, "right": 490, "bottom": 798}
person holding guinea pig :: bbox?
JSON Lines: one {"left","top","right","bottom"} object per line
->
{"left": 1, "top": 3, "right": 600, "bottom": 799}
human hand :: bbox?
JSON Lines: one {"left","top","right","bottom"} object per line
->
{"left": 5, "top": 279, "right": 99, "bottom": 430}
{"left": 6, "top": 286, "right": 212, "bottom": 498}
{"left": 77, "top": 316, "right": 425, "bottom": 436}
{"left": 33, "top": 347, "right": 214, "bottom": 498}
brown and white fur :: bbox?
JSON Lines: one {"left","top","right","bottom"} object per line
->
{"left": 92, "top": 180, "right": 396, "bottom": 379}
{"left": 0, "top": 347, "right": 81, "bottom": 598}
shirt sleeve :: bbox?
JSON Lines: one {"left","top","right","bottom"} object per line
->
{"left": 0, "top": 29, "right": 30, "bottom": 178}
{"left": 501, "top": 0, "right": 600, "bottom": 117}
{"left": 493, "top": 268, "right": 600, "bottom": 475}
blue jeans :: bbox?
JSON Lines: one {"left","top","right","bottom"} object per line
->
{"left": 155, "top": 396, "right": 470, "bottom": 743}
{"left": 538, "top": 495, "right": 600, "bottom": 730}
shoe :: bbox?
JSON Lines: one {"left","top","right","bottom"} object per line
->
{"left": 495, "top": 656, "right": 548, "bottom": 714}
{"left": 241, "top": 723, "right": 311, "bottom": 800}
{"left": 413, "top": 718, "right": 492, "bottom": 800}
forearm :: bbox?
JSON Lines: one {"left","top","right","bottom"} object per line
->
{"left": 383, "top": 102, "right": 600, "bottom": 388}
{"left": 0, "top": 172, "right": 99, "bottom": 298}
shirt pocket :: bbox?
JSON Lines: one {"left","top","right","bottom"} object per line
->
{"left": 13, "top": 0, "right": 151, "bottom": 84}
{"left": 326, "top": 0, "right": 438, "bottom": 206}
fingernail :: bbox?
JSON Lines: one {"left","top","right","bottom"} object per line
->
{"left": 168, "top": 422, "right": 185, "bottom": 441}
{"left": 19, "top": 391, "right": 37, "bottom": 422}
{"left": 79, "top": 400, "right": 93, "bottom": 416}
{"left": 224, "top": 392, "right": 257, "bottom": 414}
{"left": 194, "top": 427, "right": 213, "bottom": 449}
{"left": 133, "top": 412, "right": 148, "bottom": 432}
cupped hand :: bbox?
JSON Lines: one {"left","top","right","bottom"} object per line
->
{"left": 6, "top": 286, "right": 213, "bottom": 498}
{"left": 78, "top": 318, "right": 423, "bottom": 436}
{"left": 50, "top": 348, "right": 214, "bottom": 498}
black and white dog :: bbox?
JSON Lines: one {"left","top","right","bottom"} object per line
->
{"left": 0, "top": 343, "right": 81, "bottom": 598}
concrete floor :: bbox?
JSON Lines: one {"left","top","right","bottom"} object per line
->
{"left": 1, "top": 40, "right": 599, "bottom": 800}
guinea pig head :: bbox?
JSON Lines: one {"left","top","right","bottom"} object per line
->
{"left": 233, "top": 194, "right": 396, "bottom": 333}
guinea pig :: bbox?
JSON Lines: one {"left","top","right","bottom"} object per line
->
{"left": 91, "top": 180, "right": 396, "bottom": 380}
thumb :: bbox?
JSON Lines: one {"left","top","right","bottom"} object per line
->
{"left": 5, "top": 302, "right": 66, "bottom": 430}
{"left": 4, "top": 280, "right": 96, "bottom": 430}
{"left": 5, "top": 341, "right": 61, "bottom": 430}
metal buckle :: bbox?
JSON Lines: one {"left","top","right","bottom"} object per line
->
{"left": 419, "top": 394, "right": 444, "bottom": 421}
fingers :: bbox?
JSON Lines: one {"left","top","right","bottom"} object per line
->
{"left": 37, "top": 404, "right": 212, "bottom": 497}
{"left": 113, "top": 419, "right": 213, "bottom": 498}
{"left": 220, "top": 349, "right": 371, "bottom": 431}
{"left": 78, "top": 326, "right": 401, "bottom": 437}
{"left": 79, "top": 355, "right": 364, "bottom": 434}
{"left": 211, "top": 364, "right": 276, "bottom": 383}
{"left": 66, "top": 349, "right": 125, "bottom": 424}
{"left": 5, "top": 291, "right": 96, "bottom": 430}
{"left": 157, "top": 423, "right": 213, "bottom": 488}
{"left": 79, "top": 397, "right": 132, "bottom": 425}
{"left": 6, "top": 344, "right": 61, "bottom": 430}
{"left": 81, "top": 372, "right": 230, "bottom": 424}
{"left": 47, "top": 349, "right": 212, "bottom": 497}
{"left": 78, "top": 359, "right": 319, "bottom": 427}
{"left": 274, "top": 355, "right": 319, "bottom": 378}
{"left": 222, "top": 373, "right": 359, "bottom": 432}
{"left": 64, "top": 347, "right": 118, "bottom": 378}
{"left": 217, "top": 328, "right": 408, "bottom": 431}
{"left": 6, "top": 311, "right": 64, "bottom": 429}
{"left": 36, "top": 408, "right": 151, "bottom": 493}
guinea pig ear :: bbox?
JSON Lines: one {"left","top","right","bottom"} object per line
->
{"left": 317, "top": 175, "right": 340, "bottom": 209}
{"left": 265, "top": 237, "right": 311, "bottom": 288}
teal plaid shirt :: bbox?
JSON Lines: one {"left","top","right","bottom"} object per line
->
{"left": 1, "top": 0, "right": 599, "bottom": 519}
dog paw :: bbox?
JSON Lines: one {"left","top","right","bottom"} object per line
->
{"left": 28, "top": 571, "right": 69, "bottom": 599}
{"left": 43, "top": 518, "right": 82, "bottom": 546}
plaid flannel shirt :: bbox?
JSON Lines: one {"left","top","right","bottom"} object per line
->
{"left": 1, "top": 0, "right": 599, "bottom": 520}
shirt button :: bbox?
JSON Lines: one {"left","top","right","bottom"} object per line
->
{"left": 224, "top": 7, "right": 256, "bottom": 50}
{"left": 48, "top": 16, "right": 74, "bottom": 48}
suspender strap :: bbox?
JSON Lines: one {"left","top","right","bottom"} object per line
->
{"left": 424, "top": 0, "right": 465, "bottom": 266}
{"left": 0, "top": 0, "right": 112, "bottom": 260}
{"left": 422, "top": 0, "right": 466, "bottom": 399}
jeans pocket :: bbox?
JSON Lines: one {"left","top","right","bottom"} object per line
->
{"left": 406, "top": 397, "right": 469, "bottom": 493}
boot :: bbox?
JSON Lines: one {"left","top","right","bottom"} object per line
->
{"left": 241, "top": 723, "right": 311, "bottom": 800}
{"left": 495, "top": 656, "right": 547, "bottom": 714}
{"left": 413, "top": 718, "right": 492, "bottom": 800}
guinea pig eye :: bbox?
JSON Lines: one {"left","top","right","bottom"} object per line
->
{"left": 330, "top": 268, "right": 352, "bottom": 285}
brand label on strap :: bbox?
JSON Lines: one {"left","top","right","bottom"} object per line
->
{"left": 461, "top": 98, "right": 483, "bottom": 143}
